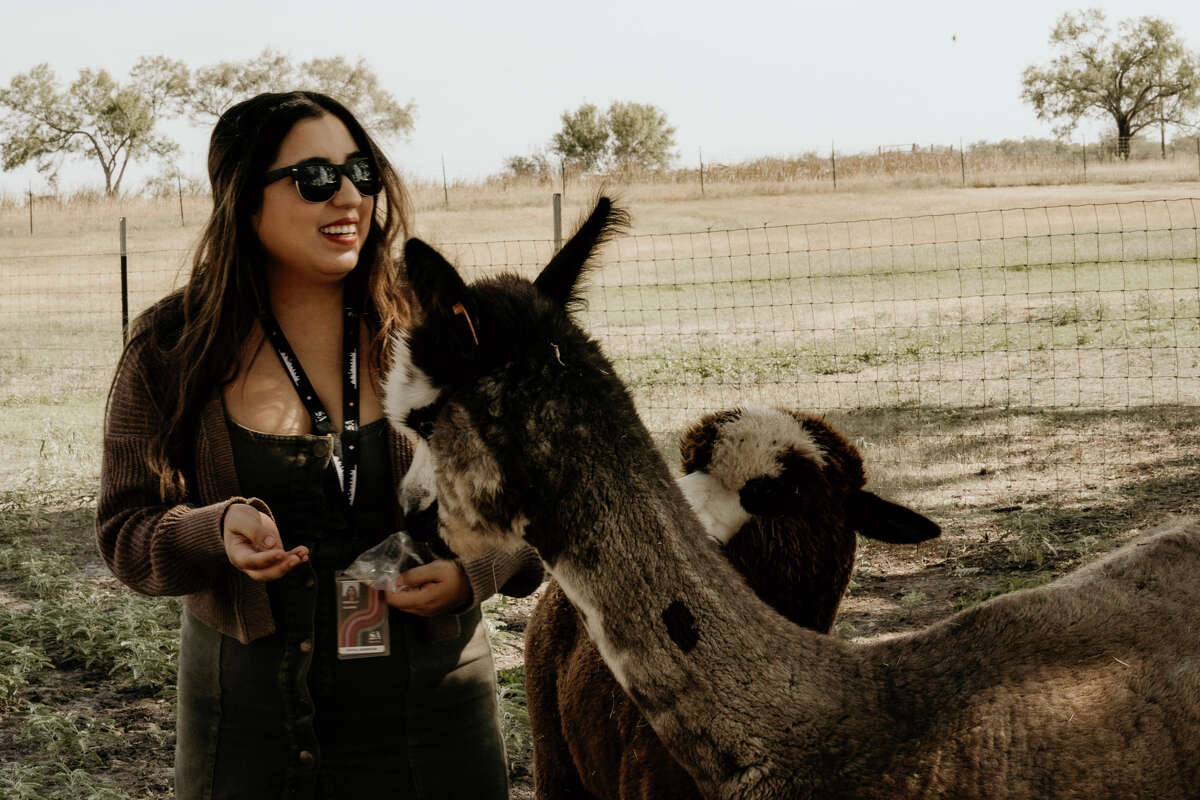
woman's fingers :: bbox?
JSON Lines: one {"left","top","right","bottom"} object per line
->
{"left": 241, "top": 547, "right": 309, "bottom": 581}
{"left": 222, "top": 503, "right": 308, "bottom": 581}
{"left": 384, "top": 559, "right": 470, "bottom": 616}
{"left": 393, "top": 561, "right": 441, "bottom": 586}
{"left": 231, "top": 543, "right": 306, "bottom": 571}
{"left": 383, "top": 579, "right": 437, "bottom": 615}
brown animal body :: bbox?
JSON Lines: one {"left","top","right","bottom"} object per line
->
{"left": 384, "top": 197, "right": 1200, "bottom": 799}
{"left": 524, "top": 408, "right": 940, "bottom": 799}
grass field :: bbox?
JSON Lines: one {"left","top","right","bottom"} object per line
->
{"left": 2, "top": 174, "right": 1200, "bottom": 797}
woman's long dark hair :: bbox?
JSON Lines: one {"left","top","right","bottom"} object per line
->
{"left": 119, "top": 91, "right": 412, "bottom": 500}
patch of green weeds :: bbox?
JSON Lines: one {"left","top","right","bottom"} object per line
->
{"left": 896, "top": 590, "right": 927, "bottom": 621}
{"left": 47, "top": 768, "right": 131, "bottom": 800}
{"left": 496, "top": 666, "right": 531, "bottom": 779}
{"left": 0, "top": 704, "right": 131, "bottom": 799}
{"left": 0, "top": 762, "right": 44, "bottom": 800}
{"left": 0, "top": 641, "right": 53, "bottom": 709}
{"left": 0, "top": 537, "right": 180, "bottom": 694}
{"left": 17, "top": 703, "right": 122, "bottom": 768}
{"left": 0, "top": 591, "right": 180, "bottom": 693}
{"left": 0, "top": 760, "right": 130, "bottom": 800}
{"left": 953, "top": 573, "right": 1054, "bottom": 611}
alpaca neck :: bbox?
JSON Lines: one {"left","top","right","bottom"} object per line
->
{"left": 526, "top": 428, "right": 877, "bottom": 795}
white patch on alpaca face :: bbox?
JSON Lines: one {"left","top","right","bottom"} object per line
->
{"left": 676, "top": 471, "right": 750, "bottom": 545}
{"left": 707, "top": 406, "right": 825, "bottom": 490}
{"left": 382, "top": 332, "right": 441, "bottom": 436}
{"left": 408, "top": 402, "right": 530, "bottom": 558}
{"left": 437, "top": 402, "right": 503, "bottom": 500}
{"left": 552, "top": 561, "right": 630, "bottom": 689}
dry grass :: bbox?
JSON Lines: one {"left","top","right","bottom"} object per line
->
{"left": 3, "top": 178, "right": 1199, "bottom": 478}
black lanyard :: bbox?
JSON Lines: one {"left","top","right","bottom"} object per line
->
{"left": 260, "top": 303, "right": 360, "bottom": 508}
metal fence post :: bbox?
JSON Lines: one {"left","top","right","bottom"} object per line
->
{"left": 831, "top": 143, "right": 837, "bottom": 189}
{"left": 28, "top": 185, "right": 33, "bottom": 235}
{"left": 553, "top": 193, "right": 563, "bottom": 251}
{"left": 120, "top": 217, "right": 129, "bottom": 344}
{"left": 177, "top": 176, "right": 185, "bottom": 227}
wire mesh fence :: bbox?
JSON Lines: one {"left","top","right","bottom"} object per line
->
{"left": 3, "top": 198, "right": 1199, "bottom": 500}
{"left": 432, "top": 199, "right": 1200, "bottom": 501}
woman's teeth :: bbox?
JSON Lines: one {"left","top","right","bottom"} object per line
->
{"left": 319, "top": 224, "right": 356, "bottom": 235}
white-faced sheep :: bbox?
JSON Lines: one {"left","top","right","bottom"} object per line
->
{"left": 524, "top": 406, "right": 940, "bottom": 799}
{"left": 385, "top": 197, "right": 1200, "bottom": 800}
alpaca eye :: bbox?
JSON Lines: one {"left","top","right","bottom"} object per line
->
{"left": 406, "top": 405, "right": 439, "bottom": 440}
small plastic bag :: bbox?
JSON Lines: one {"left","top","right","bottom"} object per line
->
{"left": 342, "top": 531, "right": 434, "bottom": 590}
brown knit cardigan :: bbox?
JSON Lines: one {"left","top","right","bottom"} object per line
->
{"left": 96, "top": 323, "right": 544, "bottom": 645}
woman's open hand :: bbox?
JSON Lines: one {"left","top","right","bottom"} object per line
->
{"left": 384, "top": 559, "right": 471, "bottom": 617}
{"left": 223, "top": 502, "right": 309, "bottom": 581}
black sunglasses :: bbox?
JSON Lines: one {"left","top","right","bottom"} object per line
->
{"left": 262, "top": 156, "right": 383, "bottom": 203}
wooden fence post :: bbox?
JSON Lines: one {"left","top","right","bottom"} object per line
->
{"left": 441, "top": 156, "right": 449, "bottom": 209}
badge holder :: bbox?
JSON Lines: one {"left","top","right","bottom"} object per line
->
{"left": 335, "top": 573, "right": 391, "bottom": 660}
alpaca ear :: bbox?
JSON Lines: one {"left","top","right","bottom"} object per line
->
{"left": 851, "top": 491, "right": 941, "bottom": 543}
{"left": 678, "top": 409, "right": 742, "bottom": 474}
{"left": 534, "top": 196, "right": 628, "bottom": 308}
{"left": 404, "top": 238, "right": 480, "bottom": 351}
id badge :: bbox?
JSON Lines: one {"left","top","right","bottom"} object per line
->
{"left": 335, "top": 573, "right": 390, "bottom": 660}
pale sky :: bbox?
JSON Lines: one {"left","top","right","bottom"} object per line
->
{"left": 4, "top": 0, "right": 1200, "bottom": 195}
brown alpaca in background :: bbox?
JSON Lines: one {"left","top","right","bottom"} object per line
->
{"left": 524, "top": 407, "right": 939, "bottom": 799}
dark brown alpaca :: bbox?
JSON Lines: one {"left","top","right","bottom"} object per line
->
{"left": 524, "top": 407, "right": 939, "bottom": 799}
{"left": 384, "top": 197, "right": 1200, "bottom": 799}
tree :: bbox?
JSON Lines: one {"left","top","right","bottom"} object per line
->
{"left": 186, "top": 50, "right": 416, "bottom": 140}
{"left": 502, "top": 149, "right": 554, "bottom": 182}
{"left": 550, "top": 101, "right": 677, "bottom": 172}
{"left": 186, "top": 48, "right": 291, "bottom": 123}
{"left": 550, "top": 104, "right": 610, "bottom": 171}
{"left": 606, "top": 101, "right": 676, "bottom": 169}
{"left": 1021, "top": 9, "right": 1200, "bottom": 159}
{"left": 0, "top": 57, "right": 189, "bottom": 195}
{"left": 298, "top": 56, "right": 416, "bottom": 139}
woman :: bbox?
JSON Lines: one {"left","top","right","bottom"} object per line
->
{"left": 96, "top": 92, "right": 543, "bottom": 799}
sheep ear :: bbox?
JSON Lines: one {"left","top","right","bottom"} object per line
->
{"left": 534, "top": 196, "right": 628, "bottom": 309}
{"left": 851, "top": 492, "right": 941, "bottom": 543}
{"left": 404, "top": 238, "right": 479, "bottom": 351}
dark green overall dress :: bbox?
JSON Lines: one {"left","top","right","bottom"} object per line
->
{"left": 175, "top": 418, "right": 508, "bottom": 799}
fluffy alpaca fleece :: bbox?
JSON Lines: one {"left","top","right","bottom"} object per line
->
{"left": 384, "top": 197, "right": 1200, "bottom": 800}
{"left": 525, "top": 406, "right": 939, "bottom": 800}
